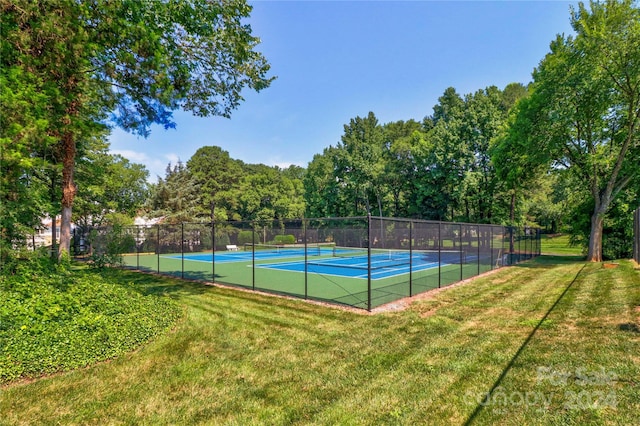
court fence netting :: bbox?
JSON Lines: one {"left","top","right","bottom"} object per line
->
{"left": 74, "top": 216, "right": 541, "bottom": 311}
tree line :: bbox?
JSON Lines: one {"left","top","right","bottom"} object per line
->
{"left": 2, "top": 0, "right": 638, "bottom": 262}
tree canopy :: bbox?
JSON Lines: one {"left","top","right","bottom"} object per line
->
{"left": 3, "top": 0, "right": 638, "bottom": 263}
{"left": 1, "top": 0, "right": 273, "bottom": 258}
{"left": 499, "top": 0, "right": 640, "bottom": 261}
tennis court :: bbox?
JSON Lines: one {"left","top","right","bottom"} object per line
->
{"left": 94, "top": 216, "right": 540, "bottom": 310}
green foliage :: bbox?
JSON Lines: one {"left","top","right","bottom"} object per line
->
{"left": 147, "top": 150, "right": 306, "bottom": 223}
{"left": 508, "top": 0, "right": 640, "bottom": 260}
{"left": 1, "top": 0, "right": 274, "bottom": 256}
{"left": 237, "top": 230, "right": 259, "bottom": 246}
{"left": 0, "top": 253, "right": 181, "bottom": 383}
{"left": 273, "top": 234, "right": 295, "bottom": 245}
{"left": 74, "top": 150, "right": 149, "bottom": 229}
{"left": 304, "top": 85, "right": 523, "bottom": 223}
{"left": 145, "top": 161, "right": 202, "bottom": 223}
{"left": 88, "top": 225, "right": 136, "bottom": 268}
{"left": 214, "top": 232, "right": 231, "bottom": 250}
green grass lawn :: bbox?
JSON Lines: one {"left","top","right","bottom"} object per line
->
{"left": 540, "top": 234, "right": 584, "bottom": 256}
{"left": 2, "top": 256, "right": 639, "bottom": 425}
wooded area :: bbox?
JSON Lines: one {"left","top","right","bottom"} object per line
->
{"left": 1, "top": 0, "right": 639, "bottom": 263}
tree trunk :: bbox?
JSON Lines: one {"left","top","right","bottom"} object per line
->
{"left": 58, "top": 131, "right": 77, "bottom": 260}
{"left": 586, "top": 210, "right": 605, "bottom": 262}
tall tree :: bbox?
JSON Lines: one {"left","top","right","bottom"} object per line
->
{"left": 304, "top": 148, "right": 343, "bottom": 218}
{"left": 146, "top": 161, "right": 200, "bottom": 223}
{"left": 334, "top": 112, "right": 385, "bottom": 216}
{"left": 519, "top": 0, "right": 640, "bottom": 261}
{"left": 187, "top": 146, "right": 244, "bottom": 221}
{"left": 74, "top": 150, "right": 149, "bottom": 229}
{"left": 1, "top": 0, "right": 273, "bottom": 258}
{"left": 381, "top": 120, "right": 427, "bottom": 217}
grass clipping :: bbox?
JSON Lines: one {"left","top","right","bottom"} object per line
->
{"left": 0, "top": 256, "right": 181, "bottom": 384}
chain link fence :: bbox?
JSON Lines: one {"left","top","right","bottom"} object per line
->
{"left": 75, "top": 216, "right": 540, "bottom": 311}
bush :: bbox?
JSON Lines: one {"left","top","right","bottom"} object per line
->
{"left": 88, "top": 224, "right": 136, "bottom": 268}
{"left": 237, "top": 230, "right": 259, "bottom": 246}
{"left": 0, "top": 252, "right": 181, "bottom": 384}
{"left": 273, "top": 234, "right": 295, "bottom": 245}
{"left": 215, "top": 232, "right": 231, "bottom": 250}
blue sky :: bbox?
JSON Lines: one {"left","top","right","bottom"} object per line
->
{"left": 108, "top": 0, "right": 577, "bottom": 182}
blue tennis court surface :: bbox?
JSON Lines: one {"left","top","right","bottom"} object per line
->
{"left": 255, "top": 258, "right": 442, "bottom": 280}
{"left": 163, "top": 250, "right": 311, "bottom": 263}
{"left": 165, "top": 248, "right": 468, "bottom": 280}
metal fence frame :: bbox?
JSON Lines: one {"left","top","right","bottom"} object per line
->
{"left": 76, "top": 216, "right": 541, "bottom": 311}
{"left": 634, "top": 207, "right": 640, "bottom": 264}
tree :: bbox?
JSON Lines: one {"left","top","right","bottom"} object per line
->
{"left": 187, "top": 146, "right": 244, "bottom": 221}
{"left": 334, "top": 112, "right": 385, "bottom": 216}
{"left": 1, "top": 0, "right": 273, "bottom": 259}
{"left": 236, "top": 164, "right": 305, "bottom": 222}
{"left": 491, "top": 88, "right": 548, "bottom": 225}
{"left": 304, "top": 148, "right": 344, "bottom": 218}
{"left": 381, "top": 120, "right": 426, "bottom": 217}
{"left": 422, "top": 87, "right": 471, "bottom": 221}
{"left": 146, "top": 161, "right": 201, "bottom": 224}
{"left": 518, "top": 0, "right": 640, "bottom": 261}
{"left": 74, "top": 150, "right": 149, "bottom": 229}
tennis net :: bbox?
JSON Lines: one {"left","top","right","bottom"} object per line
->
{"left": 313, "top": 247, "right": 466, "bottom": 270}
{"left": 243, "top": 242, "right": 335, "bottom": 256}
{"left": 333, "top": 247, "right": 464, "bottom": 263}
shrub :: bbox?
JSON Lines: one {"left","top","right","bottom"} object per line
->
{"left": 273, "top": 234, "right": 295, "bottom": 245}
{"left": 215, "top": 232, "right": 231, "bottom": 250}
{"left": 0, "top": 252, "right": 181, "bottom": 384}
{"left": 88, "top": 224, "right": 136, "bottom": 268}
{"left": 237, "top": 230, "right": 259, "bottom": 246}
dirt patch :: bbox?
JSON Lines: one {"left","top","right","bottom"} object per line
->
{"left": 602, "top": 263, "right": 619, "bottom": 269}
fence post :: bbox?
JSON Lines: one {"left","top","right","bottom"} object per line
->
{"left": 367, "top": 214, "right": 372, "bottom": 311}
{"left": 212, "top": 218, "right": 215, "bottom": 282}
{"left": 409, "top": 221, "right": 413, "bottom": 297}
{"left": 477, "top": 225, "right": 480, "bottom": 275}
{"left": 459, "top": 224, "right": 463, "bottom": 281}
{"left": 157, "top": 224, "right": 160, "bottom": 274}
{"left": 252, "top": 222, "right": 256, "bottom": 290}
{"left": 136, "top": 226, "right": 140, "bottom": 270}
{"left": 181, "top": 223, "right": 184, "bottom": 279}
{"left": 489, "top": 226, "right": 494, "bottom": 270}
{"left": 438, "top": 222, "right": 441, "bottom": 289}
{"left": 304, "top": 218, "right": 308, "bottom": 300}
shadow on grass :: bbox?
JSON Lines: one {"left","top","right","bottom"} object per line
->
{"left": 464, "top": 263, "right": 588, "bottom": 425}
{"left": 510, "top": 255, "right": 587, "bottom": 269}
{"left": 619, "top": 323, "right": 640, "bottom": 333}
{"left": 97, "top": 267, "right": 208, "bottom": 298}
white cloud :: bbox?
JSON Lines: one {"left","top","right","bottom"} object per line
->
{"left": 164, "top": 153, "right": 180, "bottom": 164}
{"left": 110, "top": 149, "right": 150, "bottom": 163}
{"left": 265, "top": 155, "right": 305, "bottom": 170}
{"left": 109, "top": 149, "right": 180, "bottom": 184}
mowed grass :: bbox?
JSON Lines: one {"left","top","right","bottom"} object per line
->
{"left": 541, "top": 234, "right": 584, "bottom": 256}
{"left": 1, "top": 257, "right": 639, "bottom": 425}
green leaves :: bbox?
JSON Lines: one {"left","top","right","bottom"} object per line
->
{"left": 0, "top": 253, "right": 181, "bottom": 384}
{"left": 510, "top": 0, "right": 640, "bottom": 260}
{"left": 2, "top": 0, "right": 274, "bottom": 256}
